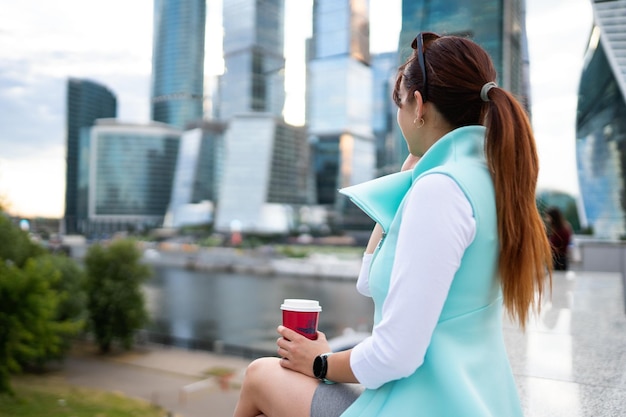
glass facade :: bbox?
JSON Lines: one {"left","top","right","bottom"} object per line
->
{"left": 371, "top": 51, "right": 400, "bottom": 173}
{"left": 219, "top": 0, "right": 285, "bottom": 119}
{"left": 307, "top": 0, "right": 375, "bottom": 217}
{"left": 151, "top": 0, "right": 205, "bottom": 129}
{"left": 576, "top": 1, "right": 626, "bottom": 239}
{"left": 214, "top": 114, "right": 313, "bottom": 234}
{"left": 82, "top": 121, "right": 181, "bottom": 235}
{"left": 165, "top": 121, "right": 227, "bottom": 228}
{"left": 64, "top": 78, "right": 117, "bottom": 235}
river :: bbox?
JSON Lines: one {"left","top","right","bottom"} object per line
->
{"left": 142, "top": 265, "right": 374, "bottom": 358}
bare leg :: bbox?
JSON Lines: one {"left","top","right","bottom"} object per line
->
{"left": 233, "top": 357, "right": 319, "bottom": 417}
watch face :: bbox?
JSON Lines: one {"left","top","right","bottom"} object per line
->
{"left": 313, "top": 355, "right": 323, "bottom": 378}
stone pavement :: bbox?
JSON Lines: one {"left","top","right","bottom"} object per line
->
{"left": 59, "top": 270, "right": 626, "bottom": 417}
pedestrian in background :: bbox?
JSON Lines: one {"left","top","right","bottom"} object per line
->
{"left": 546, "top": 206, "right": 573, "bottom": 271}
{"left": 233, "top": 32, "right": 553, "bottom": 417}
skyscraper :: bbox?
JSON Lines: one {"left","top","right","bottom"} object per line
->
{"left": 64, "top": 78, "right": 117, "bottom": 235}
{"left": 307, "top": 0, "right": 376, "bottom": 213}
{"left": 219, "top": 0, "right": 286, "bottom": 119}
{"left": 209, "top": 0, "right": 315, "bottom": 235}
{"left": 576, "top": 0, "right": 626, "bottom": 239}
{"left": 151, "top": 0, "right": 206, "bottom": 129}
{"left": 82, "top": 120, "right": 181, "bottom": 236}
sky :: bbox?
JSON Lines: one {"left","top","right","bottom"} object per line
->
{"left": 0, "top": 0, "right": 593, "bottom": 219}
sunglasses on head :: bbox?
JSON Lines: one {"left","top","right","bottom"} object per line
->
{"left": 411, "top": 32, "right": 439, "bottom": 102}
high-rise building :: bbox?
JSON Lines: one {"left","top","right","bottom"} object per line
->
{"left": 151, "top": 0, "right": 206, "bottom": 129}
{"left": 307, "top": 0, "right": 376, "bottom": 217}
{"left": 371, "top": 51, "right": 400, "bottom": 175}
{"left": 64, "top": 78, "right": 117, "bottom": 235}
{"left": 79, "top": 120, "right": 181, "bottom": 237}
{"left": 576, "top": 0, "right": 626, "bottom": 239}
{"left": 165, "top": 120, "right": 227, "bottom": 228}
{"left": 214, "top": 113, "right": 313, "bottom": 234}
{"left": 384, "top": 0, "right": 531, "bottom": 170}
{"left": 218, "top": 0, "right": 286, "bottom": 119}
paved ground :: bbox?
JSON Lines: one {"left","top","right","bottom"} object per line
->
{"left": 53, "top": 270, "right": 625, "bottom": 417}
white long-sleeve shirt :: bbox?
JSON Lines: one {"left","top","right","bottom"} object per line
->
{"left": 350, "top": 173, "right": 477, "bottom": 389}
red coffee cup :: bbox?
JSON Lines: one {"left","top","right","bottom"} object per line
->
{"left": 281, "top": 299, "right": 322, "bottom": 340}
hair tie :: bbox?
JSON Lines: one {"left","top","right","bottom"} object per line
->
{"left": 480, "top": 81, "right": 497, "bottom": 102}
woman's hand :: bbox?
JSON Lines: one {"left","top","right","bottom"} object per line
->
{"left": 401, "top": 154, "right": 421, "bottom": 172}
{"left": 276, "top": 325, "right": 331, "bottom": 377}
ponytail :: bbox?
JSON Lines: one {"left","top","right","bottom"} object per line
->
{"left": 484, "top": 87, "right": 553, "bottom": 329}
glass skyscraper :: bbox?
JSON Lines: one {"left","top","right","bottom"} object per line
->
{"left": 576, "top": 0, "right": 626, "bottom": 239}
{"left": 64, "top": 78, "right": 117, "bottom": 235}
{"left": 219, "top": 0, "right": 286, "bottom": 119}
{"left": 214, "top": 114, "right": 313, "bottom": 234}
{"left": 151, "top": 0, "right": 206, "bottom": 129}
{"left": 307, "top": 0, "right": 375, "bottom": 213}
{"left": 165, "top": 121, "right": 226, "bottom": 228}
{"left": 80, "top": 120, "right": 181, "bottom": 236}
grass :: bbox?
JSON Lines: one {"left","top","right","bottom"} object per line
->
{"left": 0, "top": 375, "right": 166, "bottom": 417}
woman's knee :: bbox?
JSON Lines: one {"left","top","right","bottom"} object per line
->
{"left": 243, "top": 357, "right": 281, "bottom": 386}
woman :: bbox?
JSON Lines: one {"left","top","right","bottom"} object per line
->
{"left": 546, "top": 206, "right": 572, "bottom": 271}
{"left": 233, "top": 32, "right": 553, "bottom": 417}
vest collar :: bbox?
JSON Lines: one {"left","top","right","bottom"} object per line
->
{"left": 339, "top": 126, "right": 486, "bottom": 231}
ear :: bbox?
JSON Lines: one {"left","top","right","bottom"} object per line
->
{"left": 413, "top": 90, "right": 425, "bottom": 118}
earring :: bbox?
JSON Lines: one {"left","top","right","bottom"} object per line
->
{"left": 413, "top": 118, "right": 424, "bottom": 128}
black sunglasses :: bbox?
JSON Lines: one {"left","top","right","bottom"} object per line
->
{"left": 411, "top": 32, "right": 438, "bottom": 102}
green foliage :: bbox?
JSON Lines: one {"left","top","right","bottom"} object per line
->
{"left": 84, "top": 239, "right": 152, "bottom": 353}
{"left": 0, "top": 261, "right": 69, "bottom": 393}
{"left": 32, "top": 255, "right": 87, "bottom": 359}
{"left": 0, "top": 215, "right": 44, "bottom": 268}
{"left": 0, "top": 212, "right": 87, "bottom": 395}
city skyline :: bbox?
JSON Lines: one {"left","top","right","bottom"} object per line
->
{"left": 0, "top": 0, "right": 592, "bottom": 219}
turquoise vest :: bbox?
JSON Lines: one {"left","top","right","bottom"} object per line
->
{"left": 339, "top": 126, "right": 523, "bottom": 417}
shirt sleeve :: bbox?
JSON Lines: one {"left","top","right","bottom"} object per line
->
{"left": 350, "top": 173, "right": 476, "bottom": 389}
{"left": 356, "top": 253, "right": 373, "bottom": 297}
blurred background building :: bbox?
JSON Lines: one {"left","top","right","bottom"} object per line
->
{"left": 575, "top": 0, "right": 626, "bottom": 240}
{"left": 151, "top": 0, "right": 206, "bottom": 129}
{"left": 306, "top": 0, "right": 376, "bottom": 229}
{"left": 62, "top": 0, "right": 626, "bottom": 241}
{"left": 79, "top": 119, "right": 181, "bottom": 237}
{"left": 64, "top": 78, "right": 117, "bottom": 235}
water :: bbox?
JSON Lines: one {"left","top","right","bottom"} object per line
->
{"left": 142, "top": 265, "right": 374, "bottom": 358}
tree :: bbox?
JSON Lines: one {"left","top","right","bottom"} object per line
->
{"left": 0, "top": 213, "right": 86, "bottom": 395}
{"left": 0, "top": 213, "right": 44, "bottom": 268}
{"left": 84, "top": 239, "right": 152, "bottom": 353}
{"left": 0, "top": 260, "right": 64, "bottom": 394}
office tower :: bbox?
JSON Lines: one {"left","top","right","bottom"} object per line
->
{"left": 576, "top": 0, "right": 626, "bottom": 239}
{"left": 214, "top": 114, "right": 313, "bottom": 234}
{"left": 371, "top": 51, "right": 400, "bottom": 175}
{"left": 219, "top": 0, "right": 286, "bottom": 119}
{"left": 80, "top": 120, "right": 181, "bottom": 237}
{"left": 151, "top": 0, "right": 206, "bottom": 129}
{"left": 307, "top": 0, "right": 376, "bottom": 214}
{"left": 385, "top": 0, "right": 531, "bottom": 170}
{"left": 64, "top": 78, "right": 117, "bottom": 235}
{"left": 207, "top": 0, "right": 314, "bottom": 235}
{"left": 165, "top": 121, "right": 227, "bottom": 228}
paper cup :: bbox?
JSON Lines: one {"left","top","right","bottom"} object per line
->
{"left": 281, "top": 299, "right": 321, "bottom": 340}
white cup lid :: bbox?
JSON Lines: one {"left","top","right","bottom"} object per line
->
{"left": 280, "top": 299, "right": 322, "bottom": 312}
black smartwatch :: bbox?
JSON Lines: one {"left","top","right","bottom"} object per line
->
{"left": 313, "top": 352, "right": 334, "bottom": 383}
